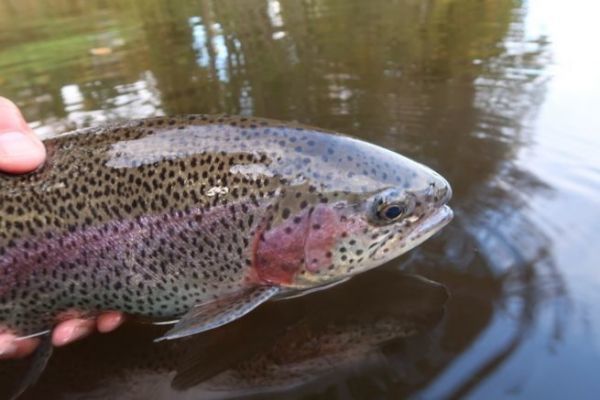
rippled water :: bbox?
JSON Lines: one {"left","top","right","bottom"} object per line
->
{"left": 1, "top": 0, "right": 599, "bottom": 398}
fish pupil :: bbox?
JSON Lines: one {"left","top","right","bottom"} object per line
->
{"left": 383, "top": 205, "right": 403, "bottom": 220}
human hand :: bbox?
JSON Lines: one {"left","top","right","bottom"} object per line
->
{"left": 0, "top": 97, "right": 125, "bottom": 359}
{"left": 0, "top": 97, "right": 45, "bottom": 173}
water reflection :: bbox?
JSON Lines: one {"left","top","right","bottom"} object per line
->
{"left": 0, "top": 0, "right": 587, "bottom": 397}
{"left": 0, "top": 272, "right": 448, "bottom": 399}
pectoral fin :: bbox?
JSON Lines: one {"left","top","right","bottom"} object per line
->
{"left": 8, "top": 333, "right": 53, "bottom": 400}
{"left": 155, "top": 286, "right": 280, "bottom": 342}
{"left": 273, "top": 277, "right": 351, "bottom": 300}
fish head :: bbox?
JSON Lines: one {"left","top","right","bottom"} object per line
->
{"left": 253, "top": 133, "right": 453, "bottom": 289}
{"left": 291, "top": 178, "right": 452, "bottom": 287}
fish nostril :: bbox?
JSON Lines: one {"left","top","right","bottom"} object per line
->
{"left": 420, "top": 179, "right": 452, "bottom": 208}
{"left": 436, "top": 184, "right": 452, "bottom": 206}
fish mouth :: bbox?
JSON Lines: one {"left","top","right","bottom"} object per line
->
{"left": 369, "top": 205, "right": 453, "bottom": 263}
{"left": 405, "top": 205, "right": 453, "bottom": 245}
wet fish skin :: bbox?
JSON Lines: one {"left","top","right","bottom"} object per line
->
{"left": 0, "top": 115, "right": 452, "bottom": 338}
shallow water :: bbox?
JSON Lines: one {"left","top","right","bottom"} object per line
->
{"left": 0, "top": 0, "right": 599, "bottom": 398}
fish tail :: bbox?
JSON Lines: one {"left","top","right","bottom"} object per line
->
{"left": 6, "top": 333, "right": 53, "bottom": 400}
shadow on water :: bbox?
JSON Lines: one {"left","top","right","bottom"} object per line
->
{"left": 0, "top": 0, "right": 571, "bottom": 398}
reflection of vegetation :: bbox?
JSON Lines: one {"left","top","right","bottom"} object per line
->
{"left": 1, "top": 0, "right": 514, "bottom": 129}
{"left": 1, "top": 33, "right": 95, "bottom": 73}
{"left": 1, "top": 0, "right": 523, "bottom": 193}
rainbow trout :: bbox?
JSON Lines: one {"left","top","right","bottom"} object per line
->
{"left": 0, "top": 115, "right": 452, "bottom": 342}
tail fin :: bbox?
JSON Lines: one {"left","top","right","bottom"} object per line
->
{"left": 7, "top": 334, "right": 53, "bottom": 400}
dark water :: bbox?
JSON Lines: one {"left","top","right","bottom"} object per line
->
{"left": 1, "top": 0, "right": 599, "bottom": 398}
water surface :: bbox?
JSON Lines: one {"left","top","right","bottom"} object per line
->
{"left": 0, "top": 0, "right": 599, "bottom": 398}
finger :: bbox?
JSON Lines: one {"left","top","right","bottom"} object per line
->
{"left": 0, "top": 333, "right": 39, "bottom": 360}
{"left": 97, "top": 312, "right": 125, "bottom": 333}
{"left": 0, "top": 97, "right": 46, "bottom": 173}
{"left": 52, "top": 319, "right": 96, "bottom": 347}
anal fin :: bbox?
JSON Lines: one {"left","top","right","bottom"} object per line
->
{"left": 155, "top": 286, "right": 280, "bottom": 342}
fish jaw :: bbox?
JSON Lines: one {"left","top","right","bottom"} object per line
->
{"left": 367, "top": 204, "right": 453, "bottom": 266}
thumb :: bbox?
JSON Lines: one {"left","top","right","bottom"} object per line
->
{"left": 0, "top": 97, "right": 46, "bottom": 174}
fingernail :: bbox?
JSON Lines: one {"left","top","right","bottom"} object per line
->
{"left": 0, "top": 96, "right": 17, "bottom": 107}
{"left": 0, "top": 131, "right": 42, "bottom": 157}
{"left": 98, "top": 313, "right": 124, "bottom": 333}
{"left": 0, "top": 341, "right": 18, "bottom": 359}
{"left": 56, "top": 324, "right": 84, "bottom": 346}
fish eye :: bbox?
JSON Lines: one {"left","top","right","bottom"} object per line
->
{"left": 379, "top": 203, "right": 406, "bottom": 221}
{"left": 367, "top": 189, "right": 414, "bottom": 226}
